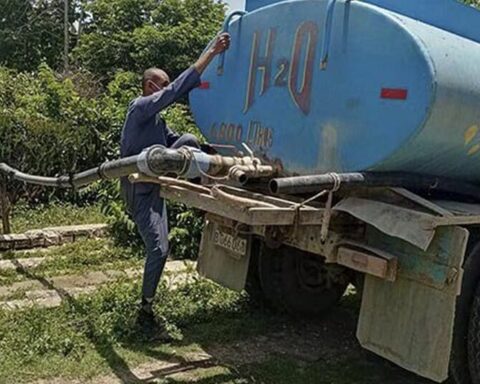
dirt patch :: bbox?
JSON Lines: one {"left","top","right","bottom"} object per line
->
{"left": 197, "top": 302, "right": 359, "bottom": 366}
{"left": 206, "top": 316, "right": 357, "bottom": 366}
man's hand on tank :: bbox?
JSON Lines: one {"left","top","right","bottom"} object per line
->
{"left": 194, "top": 33, "right": 230, "bottom": 74}
{"left": 210, "top": 33, "right": 231, "bottom": 55}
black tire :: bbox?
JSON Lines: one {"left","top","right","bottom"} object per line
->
{"left": 451, "top": 237, "right": 480, "bottom": 384}
{"left": 257, "top": 243, "right": 350, "bottom": 317}
{"left": 244, "top": 238, "right": 267, "bottom": 308}
{"left": 468, "top": 282, "right": 480, "bottom": 383}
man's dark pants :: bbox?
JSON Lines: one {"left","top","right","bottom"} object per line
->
{"left": 123, "top": 134, "right": 199, "bottom": 300}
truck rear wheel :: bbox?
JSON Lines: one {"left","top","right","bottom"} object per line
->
{"left": 256, "top": 243, "right": 350, "bottom": 317}
{"left": 450, "top": 236, "right": 480, "bottom": 384}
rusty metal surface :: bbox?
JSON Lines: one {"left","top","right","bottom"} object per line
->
{"left": 197, "top": 221, "right": 252, "bottom": 292}
{"left": 365, "top": 225, "right": 468, "bottom": 292}
{"left": 357, "top": 225, "right": 468, "bottom": 382}
{"left": 334, "top": 197, "right": 437, "bottom": 251}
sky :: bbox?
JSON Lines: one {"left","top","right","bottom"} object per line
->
{"left": 223, "top": 0, "right": 246, "bottom": 11}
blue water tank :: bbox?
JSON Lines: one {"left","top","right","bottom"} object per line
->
{"left": 190, "top": 0, "right": 480, "bottom": 181}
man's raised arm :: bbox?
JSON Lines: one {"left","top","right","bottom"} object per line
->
{"left": 136, "top": 33, "right": 231, "bottom": 120}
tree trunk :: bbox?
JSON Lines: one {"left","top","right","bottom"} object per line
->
{"left": 0, "top": 179, "right": 11, "bottom": 234}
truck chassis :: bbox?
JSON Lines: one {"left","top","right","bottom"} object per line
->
{"left": 131, "top": 173, "right": 480, "bottom": 383}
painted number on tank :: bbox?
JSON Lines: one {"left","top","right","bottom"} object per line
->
{"left": 210, "top": 120, "right": 274, "bottom": 149}
{"left": 243, "top": 21, "right": 319, "bottom": 115}
{"left": 210, "top": 122, "right": 243, "bottom": 142}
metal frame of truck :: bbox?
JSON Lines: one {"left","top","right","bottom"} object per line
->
{"left": 129, "top": 173, "right": 480, "bottom": 383}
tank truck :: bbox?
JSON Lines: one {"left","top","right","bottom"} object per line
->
{"left": 2, "top": 0, "right": 480, "bottom": 381}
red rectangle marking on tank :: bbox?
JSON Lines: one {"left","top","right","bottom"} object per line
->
{"left": 381, "top": 88, "right": 408, "bottom": 100}
{"left": 199, "top": 81, "right": 210, "bottom": 90}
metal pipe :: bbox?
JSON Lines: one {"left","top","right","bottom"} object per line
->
{"left": 320, "top": 0, "right": 337, "bottom": 70}
{"left": 229, "top": 164, "right": 275, "bottom": 184}
{"left": 320, "top": 0, "right": 352, "bottom": 70}
{"left": 217, "top": 10, "right": 247, "bottom": 75}
{"left": 0, "top": 148, "right": 185, "bottom": 189}
{"left": 0, "top": 145, "right": 275, "bottom": 189}
{"left": 269, "top": 171, "right": 480, "bottom": 201}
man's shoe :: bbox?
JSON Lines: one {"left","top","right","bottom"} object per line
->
{"left": 136, "top": 306, "right": 175, "bottom": 343}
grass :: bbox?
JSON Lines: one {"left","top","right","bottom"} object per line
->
{"left": 0, "top": 276, "right": 429, "bottom": 384}
{"left": 0, "top": 268, "right": 18, "bottom": 286}
{"left": 0, "top": 238, "right": 144, "bottom": 288}
{"left": 0, "top": 278, "right": 248, "bottom": 383}
{"left": 10, "top": 202, "right": 107, "bottom": 234}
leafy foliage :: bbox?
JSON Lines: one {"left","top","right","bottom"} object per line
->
{"left": 168, "top": 203, "right": 204, "bottom": 259}
{"left": 466, "top": 0, "right": 480, "bottom": 7}
{"left": 0, "top": 65, "right": 108, "bottom": 207}
{"left": 0, "top": 0, "right": 75, "bottom": 71}
{"left": 74, "top": 0, "right": 225, "bottom": 81}
{"left": 0, "top": 0, "right": 224, "bottom": 78}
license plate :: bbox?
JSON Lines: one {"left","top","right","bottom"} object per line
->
{"left": 213, "top": 229, "right": 247, "bottom": 257}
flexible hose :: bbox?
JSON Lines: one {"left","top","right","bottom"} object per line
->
{"left": 0, "top": 153, "right": 155, "bottom": 189}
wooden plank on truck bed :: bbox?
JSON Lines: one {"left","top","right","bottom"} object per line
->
{"left": 156, "top": 181, "right": 325, "bottom": 226}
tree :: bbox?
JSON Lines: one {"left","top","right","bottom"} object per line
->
{"left": 73, "top": 0, "right": 225, "bottom": 81}
{"left": 465, "top": 0, "right": 480, "bottom": 7}
{"left": 0, "top": 0, "right": 79, "bottom": 72}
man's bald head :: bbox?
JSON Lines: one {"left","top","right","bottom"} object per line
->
{"left": 142, "top": 68, "right": 170, "bottom": 96}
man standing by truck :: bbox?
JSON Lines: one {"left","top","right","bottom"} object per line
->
{"left": 120, "top": 32, "right": 231, "bottom": 340}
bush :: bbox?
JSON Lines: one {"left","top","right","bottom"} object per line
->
{"left": 73, "top": 0, "right": 225, "bottom": 82}
{"left": 168, "top": 203, "right": 204, "bottom": 259}
{"left": 0, "top": 65, "right": 104, "bottom": 231}
{"left": 0, "top": 65, "right": 139, "bottom": 230}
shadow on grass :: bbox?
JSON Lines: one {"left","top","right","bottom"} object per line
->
{"left": 121, "top": 295, "right": 433, "bottom": 384}
{"left": 8, "top": 260, "right": 435, "bottom": 384}
{"left": 9, "top": 259, "right": 246, "bottom": 384}
{"left": 11, "top": 258, "right": 145, "bottom": 384}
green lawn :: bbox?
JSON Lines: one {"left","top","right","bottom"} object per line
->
{"left": 10, "top": 202, "right": 107, "bottom": 234}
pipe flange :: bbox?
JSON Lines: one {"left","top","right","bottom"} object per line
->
{"left": 136, "top": 145, "right": 163, "bottom": 177}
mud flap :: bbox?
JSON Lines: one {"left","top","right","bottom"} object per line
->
{"left": 357, "top": 225, "right": 469, "bottom": 382}
{"left": 197, "top": 220, "right": 252, "bottom": 292}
